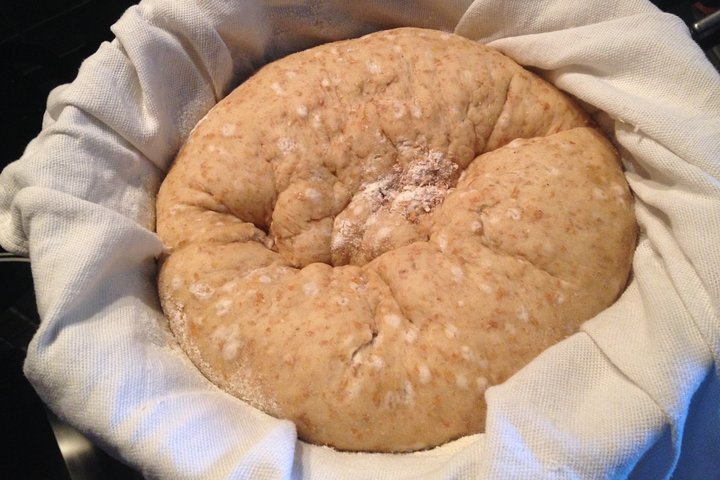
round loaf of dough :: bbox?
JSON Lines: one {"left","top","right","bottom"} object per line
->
{"left": 156, "top": 27, "right": 636, "bottom": 452}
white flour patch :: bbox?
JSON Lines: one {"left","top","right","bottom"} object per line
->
{"left": 437, "top": 233, "right": 448, "bottom": 253}
{"left": 296, "top": 104, "right": 308, "bottom": 118}
{"left": 215, "top": 298, "right": 233, "bottom": 316}
{"left": 312, "top": 113, "right": 322, "bottom": 129}
{"left": 392, "top": 100, "right": 406, "bottom": 119}
{"left": 271, "top": 82, "right": 285, "bottom": 95}
{"left": 210, "top": 324, "right": 230, "bottom": 347}
{"left": 303, "top": 282, "right": 319, "bottom": 296}
{"left": 418, "top": 364, "right": 432, "bottom": 384}
{"left": 486, "top": 213, "right": 501, "bottom": 225}
{"left": 505, "top": 323, "right": 517, "bottom": 335}
{"left": 259, "top": 275, "right": 272, "bottom": 284}
{"left": 189, "top": 282, "right": 214, "bottom": 301}
{"left": 392, "top": 45, "right": 402, "bottom": 54}
{"left": 351, "top": 351, "right": 364, "bottom": 367}
{"left": 405, "top": 327, "right": 418, "bottom": 344}
{"left": 480, "top": 283, "right": 494, "bottom": 294}
{"left": 376, "top": 226, "right": 392, "bottom": 243}
{"left": 304, "top": 188, "right": 322, "bottom": 201}
{"left": 333, "top": 152, "right": 458, "bottom": 259}
{"left": 455, "top": 373, "right": 469, "bottom": 389}
{"left": 342, "top": 335, "right": 355, "bottom": 348}
{"left": 451, "top": 265, "right": 464, "bottom": 283}
{"left": 277, "top": 137, "right": 295, "bottom": 154}
{"left": 410, "top": 103, "right": 422, "bottom": 119}
{"left": 507, "top": 208, "right": 521, "bottom": 220}
{"left": 517, "top": 305, "right": 530, "bottom": 323}
{"left": 332, "top": 218, "right": 362, "bottom": 252}
{"left": 207, "top": 144, "right": 230, "bottom": 156}
{"left": 384, "top": 313, "right": 402, "bottom": 328}
{"left": 401, "top": 379, "right": 416, "bottom": 405}
{"left": 382, "top": 392, "right": 398, "bottom": 409}
{"left": 346, "top": 380, "right": 362, "bottom": 399}
{"left": 554, "top": 292, "right": 566, "bottom": 305}
{"left": 366, "top": 60, "right": 381, "bottom": 74}
{"left": 222, "top": 337, "right": 242, "bottom": 360}
{"left": 210, "top": 324, "right": 243, "bottom": 360}
{"left": 368, "top": 355, "right": 385, "bottom": 370}
{"left": 221, "top": 123, "right": 235, "bottom": 137}
{"left": 350, "top": 281, "right": 367, "bottom": 294}
{"left": 170, "top": 276, "right": 184, "bottom": 290}
{"left": 444, "top": 323, "right": 459, "bottom": 339}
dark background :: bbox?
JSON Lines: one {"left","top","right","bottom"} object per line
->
{"left": 0, "top": 1, "right": 718, "bottom": 478}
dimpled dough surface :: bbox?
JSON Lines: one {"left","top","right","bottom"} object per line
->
{"left": 156, "top": 28, "right": 637, "bottom": 452}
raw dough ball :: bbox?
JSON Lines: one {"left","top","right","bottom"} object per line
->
{"left": 156, "top": 27, "right": 636, "bottom": 452}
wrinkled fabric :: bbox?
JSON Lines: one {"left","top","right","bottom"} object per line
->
{"left": 1, "top": 0, "right": 718, "bottom": 478}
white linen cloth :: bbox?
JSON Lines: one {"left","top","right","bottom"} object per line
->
{"left": 1, "top": 0, "right": 719, "bottom": 478}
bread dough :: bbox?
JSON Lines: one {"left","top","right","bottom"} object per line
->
{"left": 156, "top": 27, "right": 636, "bottom": 452}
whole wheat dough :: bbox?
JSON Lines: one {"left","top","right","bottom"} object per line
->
{"left": 156, "top": 27, "right": 636, "bottom": 453}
